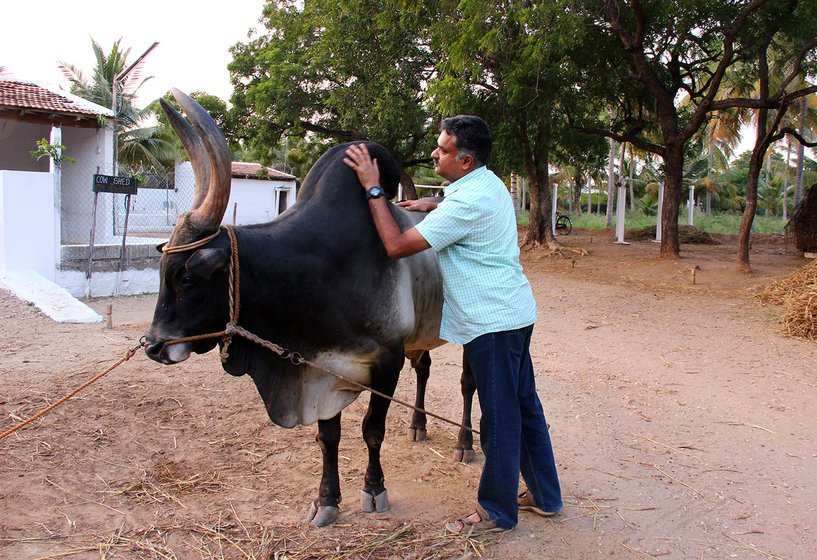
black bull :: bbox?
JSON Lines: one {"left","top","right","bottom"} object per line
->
{"left": 144, "top": 90, "right": 475, "bottom": 527}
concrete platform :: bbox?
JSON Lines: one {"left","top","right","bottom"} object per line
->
{"left": 0, "top": 270, "right": 102, "bottom": 323}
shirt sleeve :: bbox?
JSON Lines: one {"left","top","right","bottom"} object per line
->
{"left": 414, "top": 195, "right": 476, "bottom": 251}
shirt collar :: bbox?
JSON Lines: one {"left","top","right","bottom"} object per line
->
{"left": 443, "top": 165, "right": 487, "bottom": 197}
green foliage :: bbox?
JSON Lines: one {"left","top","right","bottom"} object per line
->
{"left": 59, "top": 38, "right": 178, "bottom": 169}
{"left": 566, "top": 210, "right": 788, "bottom": 234}
{"left": 150, "top": 91, "right": 234, "bottom": 163}
{"left": 229, "top": 0, "right": 435, "bottom": 176}
{"left": 30, "top": 138, "right": 75, "bottom": 166}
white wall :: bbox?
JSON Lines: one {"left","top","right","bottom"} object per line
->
{"left": 224, "top": 177, "right": 297, "bottom": 225}
{"left": 174, "top": 162, "right": 297, "bottom": 226}
{"left": 0, "top": 170, "right": 56, "bottom": 280}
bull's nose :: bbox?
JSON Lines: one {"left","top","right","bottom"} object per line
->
{"left": 145, "top": 341, "right": 167, "bottom": 363}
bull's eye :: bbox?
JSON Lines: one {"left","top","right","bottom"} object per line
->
{"left": 181, "top": 274, "right": 194, "bottom": 286}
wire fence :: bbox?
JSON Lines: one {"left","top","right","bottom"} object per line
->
{"left": 60, "top": 162, "right": 195, "bottom": 246}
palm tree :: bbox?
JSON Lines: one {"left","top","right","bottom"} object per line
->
{"left": 59, "top": 38, "right": 175, "bottom": 169}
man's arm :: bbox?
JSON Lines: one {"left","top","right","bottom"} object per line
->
{"left": 343, "top": 143, "right": 431, "bottom": 258}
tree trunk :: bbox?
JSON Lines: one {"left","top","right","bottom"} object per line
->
{"left": 737, "top": 149, "right": 763, "bottom": 271}
{"left": 794, "top": 97, "right": 807, "bottom": 205}
{"left": 523, "top": 143, "right": 558, "bottom": 249}
{"left": 659, "top": 145, "right": 684, "bottom": 258}
{"left": 399, "top": 168, "right": 418, "bottom": 200}
{"left": 628, "top": 145, "right": 635, "bottom": 211}
{"left": 706, "top": 134, "right": 714, "bottom": 215}
{"left": 573, "top": 175, "right": 583, "bottom": 217}
{"left": 784, "top": 136, "right": 791, "bottom": 221}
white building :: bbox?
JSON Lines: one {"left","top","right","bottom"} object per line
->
{"left": 0, "top": 77, "right": 297, "bottom": 304}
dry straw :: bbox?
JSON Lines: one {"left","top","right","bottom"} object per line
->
{"left": 757, "top": 258, "right": 817, "bottom": 340}
{"left": 625, "top": 225, "right": 719, "bottom": 244}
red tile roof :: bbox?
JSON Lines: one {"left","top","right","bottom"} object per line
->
{"left": 231, "top": 162, "right": 296, "bottom": 181}
{"left": 0, "top": 78, "right": 113, "bottom": 120}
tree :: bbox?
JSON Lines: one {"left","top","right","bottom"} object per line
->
{"left": 573, "top": 0, "right": 817, "bottom": 260}
{"left": 229, "top": 0, "right": 435, "bottom": 192}
{"left": 429, "top": 0, "right": 605, "bottom": 248}
{"left": 733, "top": 4, "right": 817, "bottom": 270}
{"left": 59, "top": 38, "right": 176, "bottom": 169}
{"left": 150, "top": 90, "right": 238, "bottom": 161}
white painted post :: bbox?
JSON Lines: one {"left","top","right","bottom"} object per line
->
{"left": 688, "top": 184, "right": 695, "bottom": 225}
{"left": 551, "top": 183, "right": 558, "bottom": 237}
{"left": 654, "top": 182, "right": 664, "bottom": 243}
{"left": 614, "top": 179, "right": 628, "bottom": 244}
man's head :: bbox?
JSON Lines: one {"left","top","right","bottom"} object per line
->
{"left": 432, "top": 115, "right": 492, "bottom": 183}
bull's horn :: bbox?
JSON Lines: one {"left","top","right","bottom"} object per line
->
{"left": 158, "top": 98, "right": 210, "bottom": 211}
{"left": 167, "top": 88, "right": 231, "bottom": 231}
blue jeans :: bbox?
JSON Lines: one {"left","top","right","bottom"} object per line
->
{"left": 464, "top": 325, "right": 562, "bottom": 529}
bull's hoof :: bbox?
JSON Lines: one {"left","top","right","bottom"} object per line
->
{"left": 453, "top": 448, "right": 475, "bottom": 463}
{"left": 307, "top": 502, "right": 340, "bottom": 527}
{"left": 408, "top": 427, "right": 427, "bottom": 442}
{"left": 361, "top": 489, "right": 390, "bottom": 513}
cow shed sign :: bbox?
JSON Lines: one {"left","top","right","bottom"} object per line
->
{"left": 92, "top": 174, "right": 138, "bottom": 195}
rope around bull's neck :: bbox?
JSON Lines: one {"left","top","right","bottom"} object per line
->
{"left": 161, "top": 226, "right": 478, "bottom": 435}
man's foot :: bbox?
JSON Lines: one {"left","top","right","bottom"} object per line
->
{"left": 445, "top": 508, "right": 511, "bottom": 535}
{"left": 518, "top": 490, "right": 561, "bottom": 517}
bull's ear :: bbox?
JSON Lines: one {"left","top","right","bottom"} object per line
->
{"left": 185, "top": 248, "right": 229, "bottom": 280}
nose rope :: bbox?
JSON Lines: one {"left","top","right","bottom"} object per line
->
{"left": 156, "top": 228, "right": 478, "bottom": 435}
{"left": 0, "top": 339, "right": 146, "bottom": 442}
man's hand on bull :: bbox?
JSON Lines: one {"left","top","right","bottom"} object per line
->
{"left": 343, "top": 143, "right": 380, "bottom": 190}
{"left": 398, "top": 199, "right": 439, "bottom": 212}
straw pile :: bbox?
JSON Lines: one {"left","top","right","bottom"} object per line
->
{"left": 626, "top": 225, "right": 719, "bottom": 244}
{"left": 757, "top": 258, "right": 817, "bottom": 340}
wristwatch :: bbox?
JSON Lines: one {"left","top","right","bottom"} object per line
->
{"left": 366, "top": 186, "right": 384, "bottom": 200}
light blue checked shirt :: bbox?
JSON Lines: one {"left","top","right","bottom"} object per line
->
{"left": 415, "top": 166, "right": 537, "bottom": 345}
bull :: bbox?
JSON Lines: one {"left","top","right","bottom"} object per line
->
{"left": 144, "top": 90, "right": 475, "bottom": 527}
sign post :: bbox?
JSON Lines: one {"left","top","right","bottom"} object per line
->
{"left": 87, "top": 175, "right": 138, "bottom": 296}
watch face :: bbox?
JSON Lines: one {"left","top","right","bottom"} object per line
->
{"left": 368, "top": 186, "right": 384, "bottom": 199}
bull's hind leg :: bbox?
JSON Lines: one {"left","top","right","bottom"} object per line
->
{"left": 454, "top": 349, "right": 476, "bottom": 463}
{"left": 307, "top": 413, "right": 342, "bottom": 527}
{"left": 360, "top": 356, "right": 401, "bottom": 514}
{"left": 407, "top": 350, "right": 431, "bottom": 441}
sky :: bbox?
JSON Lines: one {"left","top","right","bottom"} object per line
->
{"left": 2, "top": 1, "right": 800, "bottom": 159}
{"left": 2, "top": 0, "right": 267, "bottom": 107}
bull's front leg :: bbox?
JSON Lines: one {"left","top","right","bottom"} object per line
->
{"left": 360, "top": 359, "right": 401, "bottom": 514}
{"left": 454, "top": 349, "right": 476, "bottom": 463}
{"left": 307, "top": 413, "right": 342, "bottom": 527}
{"left": 407, "top": 350, "right": 431, "bottom": 441}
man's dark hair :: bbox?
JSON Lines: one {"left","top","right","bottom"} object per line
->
{"left": 440, "top": 115, "right": 492, "bottom": 167}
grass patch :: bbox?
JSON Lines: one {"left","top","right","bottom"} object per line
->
{"left": 517, "top": 210, "right": 788, "bottom": 235}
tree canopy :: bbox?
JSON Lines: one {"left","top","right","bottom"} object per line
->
{"left": 228, "top": 0, "right": 436, "bottom": 190}
{"left": 223, "top": 0, "right": 816, "bottom": 260}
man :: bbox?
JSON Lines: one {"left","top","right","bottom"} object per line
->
{"left": 343, "top": 116, "right": 562, "bottom": 534}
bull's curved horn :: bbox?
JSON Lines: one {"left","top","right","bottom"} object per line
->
{"left": 158, "top": 98, "right": 210, "bottom": 211}
{"left": 168, "top": 88, "right": 232, "bottom": 231}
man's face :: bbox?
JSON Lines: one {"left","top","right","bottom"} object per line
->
{"left": 431, "top": 130, "right": 470, "bottom": 183}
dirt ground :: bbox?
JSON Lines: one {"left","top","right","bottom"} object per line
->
{"left": 1, "top": 228, "right": 816, "bottom": 560}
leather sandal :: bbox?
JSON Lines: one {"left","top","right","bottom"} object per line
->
{"left": 518, "top": 490, "right": 561, "bottom": 517}
{"left": 445, "top": 507, "right": 509, "bottom": 535}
